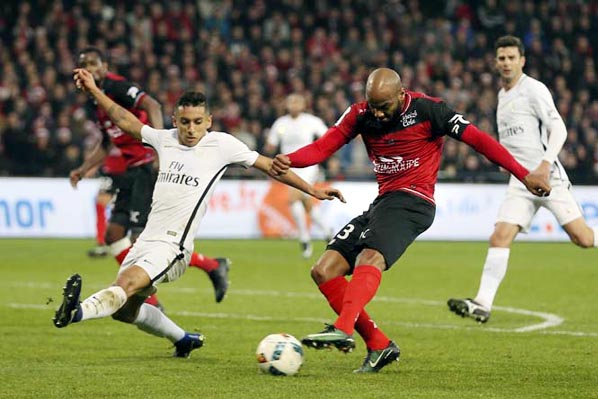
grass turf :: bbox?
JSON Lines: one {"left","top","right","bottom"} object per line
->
{"left": 0, "top": 239, "right": 596, "bottom": 399}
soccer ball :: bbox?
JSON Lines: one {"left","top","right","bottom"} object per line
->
{"left": 256, "top": 333, "right": 304, "bottom": 376}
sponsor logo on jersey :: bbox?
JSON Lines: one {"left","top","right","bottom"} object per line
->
{"left": 499, "top": 124, "right": 524, "bottom": 138}
{"left": 156, "top": 171, "right": 200, "bottom": 187}
{"left": 372, "top": 155, "right": 420, "bottom": 174}
{"left": 401, "top": 110, "right": 418, "bottom": 127}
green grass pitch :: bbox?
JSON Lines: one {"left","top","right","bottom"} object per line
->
{"left": 0, "top": 239, "right": 597, "bottom": 399}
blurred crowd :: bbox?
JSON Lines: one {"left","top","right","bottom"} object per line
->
{"left": 1, "top": 0, "right": 597, "bottom": 183}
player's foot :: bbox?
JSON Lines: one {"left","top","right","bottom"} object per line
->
{"left": 301, "top": 324, "right": 355, "bottom": 352}
{"left": 208, "top": 258, "right": 231, "bottom": 303}
{"left": 353, "top": 341, "right": 400, "bottom": 373}
{"left": 447, "top": 298, "right": 491, "bottom": 323}
{"left": 301, "top": 242, "right": 313, "bottom": 258}
{"left": 53, "top": 274, "right": 82, "bottom": 328}
{"left": 173, "top": 332, "right": 205, "bottom": 358}
{"left": 87, "top": 245, "right": 109, "bottom": 258}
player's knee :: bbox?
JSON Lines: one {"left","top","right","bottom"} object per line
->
{"left": 112, "top": 307, "right": 136, "bottom": 323}
{"left": 310, "top": 264, "right": 328, "bottom": 284}
{"left": 105, "top": 230, "right": 124, "bottom": 245}
{"left": 310, "top": 262, "right": 343, "bottom": 285}
{"left": 570, "top": 231, "right": 594, "bottom": 248}
{"left": 489, "top": 232, "right": 511, "bottom": 247}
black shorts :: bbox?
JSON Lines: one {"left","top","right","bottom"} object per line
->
{"left": 98, "top": 170, "right": 124, "bottom": 195}
{"left": 327, "top": 190, "right": 436, "bottom": 272}
{"left": 109, "top": 163, "right": 156, "bottom": 230}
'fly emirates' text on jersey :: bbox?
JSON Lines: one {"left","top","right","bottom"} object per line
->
{"left": 287, "top": 91, "right": 529, "bottom": 204}
{"left": 139, "top": 126, "right": 259, "bottom": 250}
{"left": 497, "top": 73, "right": 569, "bottom": 188}
{"left": 91, "top": 72, "right": 155, "bottom": 168}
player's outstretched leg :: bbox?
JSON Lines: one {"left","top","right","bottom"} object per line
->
{"left": 53, "top": 274, "right": 82, "bottom": 328}
{"left": 301, "top": 323, "right": 355, "bottom": 352}
{"left": 353, "top": 341, "right": 401, "bottom": 373}
{"left": 447, "top": 298, "right": 490, "bottom": 323}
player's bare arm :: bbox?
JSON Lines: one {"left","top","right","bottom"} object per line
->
{"left": 459, "top": 124, "right": 551, "bottom": 197}
{"left": 254, "top": 155, "right": 345, "bottom": 203}
{"left": 73, "top": 68, "right": 144, "bottom": 140}
{"left": 138, "top": 95, "right": 164, "bottom": 129}
{"left": 69, "top": 142, "right": 108, "bottom": 188}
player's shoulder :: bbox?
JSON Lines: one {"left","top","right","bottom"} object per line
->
{"left": 105, "top": 72, "right": 126, "bottom": 82}
{"left": 272, "top": 114, "right": 292, "bottom": 125}
{"left": 407, "top": 90, "right": 449, "bottom": 118}
{"left": 207, "top": 130, "right": 238, "bottom": 144}
{"left": 299, "top": 112, "right": 325, "bottom": 123}
{"left": 103, "top": 72, "right": 134, "bottom": 92}
{"left": 409, "top": 90, "right": 443, "bottom": 103}
{"left": 142, "top": 126, "right": 176, "bottom": 140}
{"left": 519, "top": 74, "right": 550, "bottom": 96}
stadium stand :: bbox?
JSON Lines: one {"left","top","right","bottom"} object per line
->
{"left": 0, "top": 0, "right": 597, "bottom": 183}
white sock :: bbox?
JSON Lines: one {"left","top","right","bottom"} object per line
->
{"left": 133, "top": 303, "right": 185, "bottom": 343}
{"left": 291, "top": 201, "right": 309, "bottom": 243}
{"left": 109, "top": 237, "right": 132, "bottom": 256}
{"left": 475, "top": 247, "right": 510, "bottom": 310}
{"left": 79, "top": 286, "right": 127, "bottom": 321}
{"left": 309, "top": 205, "right": 331, "bottom": 238}
{"left": 593, "top": 227, "right": 598, "bottom": 247}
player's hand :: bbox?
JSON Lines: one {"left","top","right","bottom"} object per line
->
{"left": 523, "top": 172, "right": 551, "bottom": 197}
{"left": 269, "top": 154, "right": 291, "bottom": 176}
{"left": 69, "top": 169, "right": 83, "bottom": 188}
{"left": 312, "top": 187, "right": 346, "bottom": 203}
{"left": 73, "top": 68, "right": 97, "bottom": 92}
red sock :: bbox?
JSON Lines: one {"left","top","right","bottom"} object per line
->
{"left": 334, "top": 265, "right": 382, "bottom": 336}
{"left": 320, "top": 276, "right": 390, "bottom": 350}
{"left": 95, "top": 202, "right": 106, "bottom": 246}
{"left": 115, "top": 247, "right": 130, "bottom": 265}
{"left": 189, "top": 252, "right": 218, "bottom": 272}
{"left": 144, "top": 294, "right": 160, "bottom": 307}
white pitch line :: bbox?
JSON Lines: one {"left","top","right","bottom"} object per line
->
{"left": 6, "top": 283, "right": 595, "bottom": 337}
{"left": 15, "top": 303, "right": 593, "bottom": 337}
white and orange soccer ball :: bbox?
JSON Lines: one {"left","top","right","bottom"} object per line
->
{"left": 256, "top": 333, "right": 304, "bottom": 376}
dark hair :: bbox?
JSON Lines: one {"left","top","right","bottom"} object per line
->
{"left": 494, "top": 35, "right": 525, "bottom": 56}
{"left": 79, "top": 46, "right": 105, "bottom": 61}
{"left": 175, "top": 91, "right": 209, "bottom": 111}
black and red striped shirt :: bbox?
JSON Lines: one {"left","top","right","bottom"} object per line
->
{"left": 91, "top": 72, "right": 155, "bottom": 168}
{"left": 288, "top": 90, "right": 528, "bottom": 204}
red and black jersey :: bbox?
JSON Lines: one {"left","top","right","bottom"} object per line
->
{"left": 101, "top": 146, "right": 128, "bottom": 176}
{"left": 288, "top": 90, "right": 528, "bottom": 204}
{"left": 91, "top": 72, "right": 155, "bottom": 168}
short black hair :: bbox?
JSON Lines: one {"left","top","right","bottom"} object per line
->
{"left": 79, "top": 46, "right": 105, "bottom": 61}
{"left": 175, "top": 91, "right": 209, "bottom": 111}
{"left": 495, "top": 35, "right": 525, "bottom": 56}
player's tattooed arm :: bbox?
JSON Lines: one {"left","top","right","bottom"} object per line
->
{"left": 105, "top": 103, "right": 142, "bottom": 140}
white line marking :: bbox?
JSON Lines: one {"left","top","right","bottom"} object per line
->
{"left": 7, "top": 283, "right": 595, "bottom": 337}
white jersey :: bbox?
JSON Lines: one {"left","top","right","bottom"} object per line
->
{"left": 267, "top": 112, "right": 328, "bottom": 183}
{"left": 496, "top": 73, "right": 569, "bottom": 188}
{"left": 139, "top": 126, "right": 259, "bottom": 251}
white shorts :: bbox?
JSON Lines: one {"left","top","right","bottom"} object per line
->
{"left": 291, "top": 165, "right": 319, "bottom": 186}
{"left": 497, "top": 182, "right": 583, "bottom": 233}
{"left": 119, "top": 239, "right": 190, "bottom": 286}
